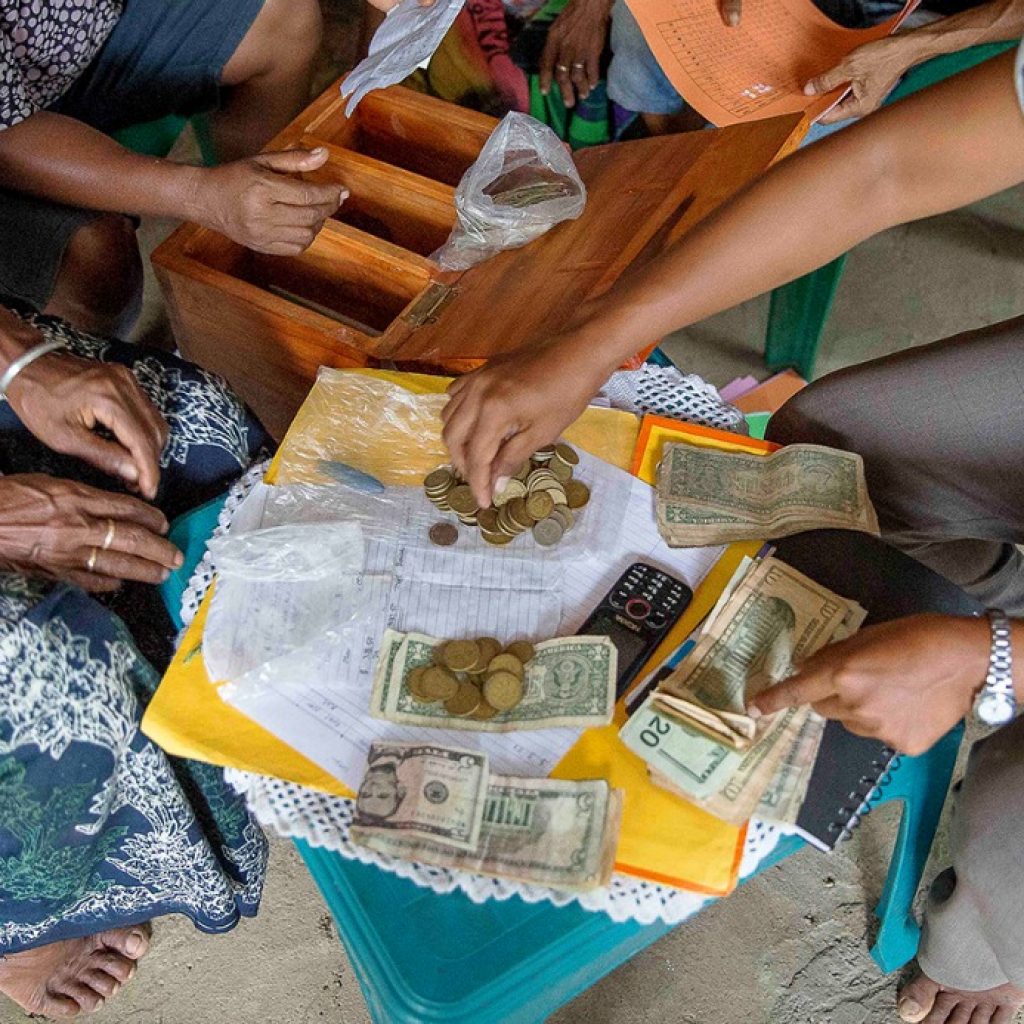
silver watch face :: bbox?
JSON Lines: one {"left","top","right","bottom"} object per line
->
{"left": 977, "top": 693, "right": 1015, "bottom": 726}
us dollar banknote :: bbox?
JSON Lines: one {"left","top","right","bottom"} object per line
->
{"left": 656, "top": 442, "right": 880, "bottom": 547}
{"left": 620, "top": 556, "right": 859, "bottom": 823}
{"left": 370, "top": 631, "right": 617, "bottom": 731}
{"left": 352, "top": 742, "right": 490, "bottom": 851}
{"left": 351, "top": 775, "right": 623, "bottom": 892}
{"left": 656, "top": 557, "right": 863, "bottom": 729}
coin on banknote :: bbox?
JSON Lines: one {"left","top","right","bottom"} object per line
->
{"left": 472, "top": 637, "right": 503, "bottom": 672}
{"left": 564, "top": 480, "right": 590, "bottom": 509}
{"left": 483, "top": 671, "right": 524, "bottom": 711}
{"left": 429, "top": 522, "right": 459, "bottom": 547}
{"left": 487, "top": 653, "right": 524, "bottom": 678}
{"left": 525, "top": 491, "right": 555, "bottom": 521}
{"left": 420, "top": 666, "right": 460, "bottom": 701}
{"left": 447, "top": 485, "right": 479, "bottom": 515}
{"left": 407, "top": 666, "right": 434, "bottom": 702}
{"left": 505, "top": 640, "right": 535, "bottom": 664}
{"left": 469, "top": 700, "right": 500, "bottom": 721}
{"left": 442, "top": 639, "right": 480, "bottom": 673}
{"left": 445, "top": 679, "right": 482, "bottom": 717}
{"left": 533, "top": 518, "right": 564, "bottom": 547}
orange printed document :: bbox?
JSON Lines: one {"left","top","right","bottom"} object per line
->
{"left": 625, "top": 0, "right": 917, "bottom": 126}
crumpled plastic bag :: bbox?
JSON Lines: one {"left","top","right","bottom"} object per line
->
{"left": 433, "top": 112, "right": 587, "bottom": 271}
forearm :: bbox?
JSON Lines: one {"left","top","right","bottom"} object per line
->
{"left": 894, "top": 0, "right": 1023, "bottom": 67}
{"left": 0, "top": 112, "right": 203, "bottom": 221}
{"left": 564, "top": 49, "right": 1024, "bottom": 379}
{"left": 0, "top": 306, "right": 44, "bottom": 372}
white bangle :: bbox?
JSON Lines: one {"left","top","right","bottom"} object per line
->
{"left": 0, "top": 338, "right": 65, "bottom": 399}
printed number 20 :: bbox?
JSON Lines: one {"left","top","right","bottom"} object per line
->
{"left": 639, "top": 714, "right": 671, "bottom": 748}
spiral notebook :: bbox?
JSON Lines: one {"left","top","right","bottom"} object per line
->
{"left": 794, "top": 721, "right": 900, "bottom": 852}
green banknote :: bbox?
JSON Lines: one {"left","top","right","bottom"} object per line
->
{"left": 370, "top": 630, "right": 617, "bottom": 731}
{"left": 351, "top": 775, "right": 622, "bottom": 892}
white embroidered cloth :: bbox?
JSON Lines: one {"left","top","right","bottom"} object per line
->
{"left": 185, "top": 407, "right": 791, "bottom": 926}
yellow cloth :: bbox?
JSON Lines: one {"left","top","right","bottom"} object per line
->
{"left": 142, "top": 374, "right": 769, "bottom": 895}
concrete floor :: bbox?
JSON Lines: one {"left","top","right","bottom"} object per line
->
{"left": 5, "top": 149, "right": 1024, "bottom": 1024}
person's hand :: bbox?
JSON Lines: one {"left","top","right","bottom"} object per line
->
{"left": 441, "top": 333, "right": 607, "bottom": 507}
{"left": 0, "top": 474, "right": 182, "bottom": 592}
{"left": 539, "top": 0, "right": 614, "bottom": 108}
{"left": 191, "top": 148, "right": 349, "bottom": 255}
{"left": 803, "top": 36, "right": 912, "bottom": 124}
{"left": 720, "top": 0, "right": 741, "bottom": 27}
{"left": 5, "top": 337, "right": 168, "bottom": 500}
{"left": 750, "top": 614, "right": 991, "bottom": 755}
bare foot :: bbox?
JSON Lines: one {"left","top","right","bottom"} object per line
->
{"left": 899, "top": 965, "right": 1024, "bottom": 1024}
{"left": 0, "top": 924, "right": 151, "bottom": 1018}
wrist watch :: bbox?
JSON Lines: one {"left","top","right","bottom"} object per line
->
{"left": 973, "top": 609, "right": 1017, "bottom": 727}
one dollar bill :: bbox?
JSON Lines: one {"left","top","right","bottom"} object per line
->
{"left": 352, "top": 775, "right": 623, "bottom": 893}
{"left": 370, "top": 630, "right": 617, "bottom": 732}
{"left": 656, "top": 442, "right": 880, "bottom": 547}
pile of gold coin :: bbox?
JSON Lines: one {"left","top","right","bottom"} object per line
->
{"left": 423, "top": 444, "right": 590, "bottom": 547}
{"left": 406, "top": 638, "right": 536, "bottom": 720}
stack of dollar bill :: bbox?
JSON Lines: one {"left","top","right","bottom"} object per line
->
{"left": 350, "top": 742, "right": 622, "bottom": 892}
{"left": 655, "top": 442, "right": 880, "bottom": 547}
{"left": 620, "top": 556, "right": 866, "bottom": 826}
{"left": 370, "top": 630, "right": 617, "bottom": 731}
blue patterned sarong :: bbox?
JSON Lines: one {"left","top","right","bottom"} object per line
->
{"left": 0, "top": 307, "right": 272, "bottom": 954}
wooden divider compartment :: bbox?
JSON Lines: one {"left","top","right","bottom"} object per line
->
{"left": 306, "top": 88, "right": 495, "bottom": 187}
{"left": 298, "top": 138, "right": 456, "bottom": 258}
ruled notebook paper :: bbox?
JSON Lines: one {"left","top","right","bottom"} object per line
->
{"left": 217, "top": 453, "right": 723, "bottom": 792}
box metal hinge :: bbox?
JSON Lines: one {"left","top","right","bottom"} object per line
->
{"left": 403, "top": 282, "right": 458, "bottom": 328}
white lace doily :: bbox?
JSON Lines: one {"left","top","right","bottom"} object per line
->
{"left": 185, "top": 435, "right": 790, "bottom": 926}
{"left": 597, "top": 365, "right": 748, "bottom": 435}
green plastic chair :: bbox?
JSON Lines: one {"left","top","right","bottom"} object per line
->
{"left": 112, "top": 114, "right": 216, "bottom": 165}
{"left": 764, "top": 40, "right": 1019, "bottom": 380}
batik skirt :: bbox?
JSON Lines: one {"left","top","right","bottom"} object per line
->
{"left": 0, "top": 306, "right": 272, "bottom": 954}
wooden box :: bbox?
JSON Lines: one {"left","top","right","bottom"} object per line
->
{"left": 153, "top": 80, "right": 803, "bottom": 437}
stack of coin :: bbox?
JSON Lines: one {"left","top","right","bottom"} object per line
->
{"left": 405, "top": 638, "right": 536, "bottom": 720}
{"left": 423, "top": 444, "right": 591, "bottom": 548}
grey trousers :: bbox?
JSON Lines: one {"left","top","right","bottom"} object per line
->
{"left": 767, "top": 319, "right": 1024, "bottom": 990}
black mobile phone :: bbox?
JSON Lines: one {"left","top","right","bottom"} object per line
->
{"left": 577, "top": 562, "right": 693, "bottom": 699}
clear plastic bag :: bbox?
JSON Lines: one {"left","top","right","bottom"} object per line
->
{"left": 433, "top": 112, "right": 586, "bottom": 271}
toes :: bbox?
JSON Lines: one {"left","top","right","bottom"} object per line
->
{"left": 54, "top": 979, "right": 105, "bottom": 1014}
{"left": 97, "top": 923, "right": 151, "bottom": 960}
{"left": 944, "top": 1004, "right": 975, "bottom": 1024}
{"left": 924, "top": 992, "right": 963, "bottom": 1023}
{"left": 967, "top": 1008, "right": 996, "bottom": 1024}
{"left": 88, "top": 949, "right": 136, "bottom": 985}
{"left": 80, "top": 968, "right": 122, "bottom": 1000}
{"left": 901, "top": 970, "right": 942, "bottom": 1022}
{"left": 990, "top": 1008, "right": 1018, "bottom": 1024}
{"left": 29, "top": 991, "right": 82, "bottom": 1019}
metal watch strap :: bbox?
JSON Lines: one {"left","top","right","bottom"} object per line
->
{"left": 974, "top": 609, "right": 1016, "bottom": 727}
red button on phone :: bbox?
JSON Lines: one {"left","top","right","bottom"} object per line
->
{"left": 625, "top": 598, "right": 650, "bottom": 620}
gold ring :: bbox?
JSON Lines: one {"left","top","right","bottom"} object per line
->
{"left": 572, "top": 62, "right": 586, "bottom": 69}
{"left": 86, "top": 548, "right": 99, "bottom": 573}
{"left": 556, "top": 63, "right": 570, "bottom": 73}
{"left": 102, "top": 518, "right": 116, "bottom": 551}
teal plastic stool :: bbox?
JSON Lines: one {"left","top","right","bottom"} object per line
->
{"left": 764, "top": 40, "right": 1019, "bottom": 379}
